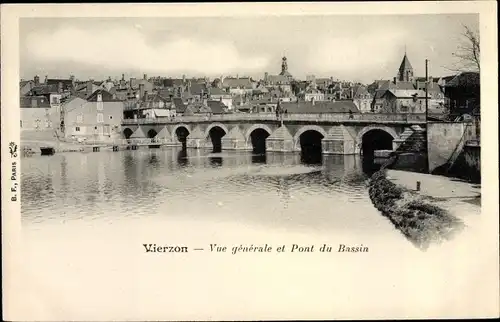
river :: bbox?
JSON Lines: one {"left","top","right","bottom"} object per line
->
{"left": 21, "top": 148, "right": 405, "bottom": 236}
{"left": 17, "top": 148, "right": 487, "bottom": 320}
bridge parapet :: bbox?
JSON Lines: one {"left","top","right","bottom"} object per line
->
{"left": 122, "top": 113, "right": 427, "bottom": 125}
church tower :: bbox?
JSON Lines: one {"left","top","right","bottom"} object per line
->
{"left": 397, "top": 53, "right": 414, "bottom": 82}
{"left": 281, "top": 56, "right": 288, "bottom": 75}
{"left": 279, "top": 56, "right": 293, "bottom": 80}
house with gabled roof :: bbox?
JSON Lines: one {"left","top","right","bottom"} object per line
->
{"left": 351, "top": 85, "right": 373, "bottom": 113}
{"left": 62, "top": 89, "right": 124, "bottom": 142}
{"left": 20, "top": 95, "right": 58, "bottom": 130}
{"left": 221, "top": 76, "right": 255, "bottom": 95}
{"left": 280, "top": 100, "right": 359, "bottom": 114}
{"left": 209, "top": 87, "right": 233, "bottom": 110}
{"left": 443, "top": 71, "right": 480, "bottom": 117}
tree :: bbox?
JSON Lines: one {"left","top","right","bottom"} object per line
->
{"left": 449, "top": 24, "right": 480, "bottom": 72}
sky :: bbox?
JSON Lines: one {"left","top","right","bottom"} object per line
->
{"left": 20, "top": 14, "right": 479, "bottom": 84}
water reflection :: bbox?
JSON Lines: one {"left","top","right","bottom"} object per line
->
{"left": 209, "top": 156, "right": 223, "bottom": 167}
{"left": 251, "top": 154, "right": 267, "bottom": 164}
{"left": 149, "top": 154, "right": 159, "bottom": 165}
{"left": 22, "top": 149, "right": 378, "bottom": 228}
{"left": 177, "top": 149, "right": 189, "bottom": 167}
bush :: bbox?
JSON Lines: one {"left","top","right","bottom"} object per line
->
{"left": 368, "top": 169, "right": 464, "bottom": 251}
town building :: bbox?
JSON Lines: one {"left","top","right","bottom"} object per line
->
{"left": 62, "top": 89, "right": 124, "bottom": 142}
{"left": 279, "top": 100, "right": 360, "bottom": 114}
{"left": 262, "top": 56, "right": 294, "bottom": 93}
{"left": 209, "top": 87, "right": 233, "bottom": 110}
{"left": 303, "top": 79, "right": 325, "bottom": 102}
{"left": 20, "top": 96, "right": 58, "bottom": 130}
{"left": 351, "top": 85, "right": 373, "bottom": 113}
{"left": 379, "top": 89, "right": 426, "bottom": 113}
{"left": 114, "top": 74, "right": 154, "bottom": 101}
{"left": 139, "top": 93, "right": 176, "bottom": 120}
{"left": 221, "top": 76, "right": 255, "bottom": 95}
{"left": 442, "top": 71, "right": 480, "bottom": 119}
{"left": 369, "top": 52, "right": 446, "bottom": 114}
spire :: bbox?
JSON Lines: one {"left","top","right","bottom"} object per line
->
{"left": 397, "top": 50, "right": 413, "bottom": 82}
{"left": 399, "top": 53, "right": 413, "bottom": 71}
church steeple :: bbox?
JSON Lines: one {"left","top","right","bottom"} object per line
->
{"left": 281, "top": 56, "right": 288, "bottom": 75}
{"left": 279, "top": 55, "right": 293, "bottom": 80}
{"left": 398, "top": 52, "right": 414, "bottom": 82}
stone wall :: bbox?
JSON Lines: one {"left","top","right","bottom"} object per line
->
{"left": 427, "top": 121, "right": 480, "bottom": 182}
{"left": 427, "top": 122, "right": 468, "bottom": 173}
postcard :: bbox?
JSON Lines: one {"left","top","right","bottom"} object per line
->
{"left": 1, "top": 2, "right": 499, "bottom": 320}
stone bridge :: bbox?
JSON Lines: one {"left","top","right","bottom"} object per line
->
{"left": 121, "top": 112, "right": 427, "bottom": 156}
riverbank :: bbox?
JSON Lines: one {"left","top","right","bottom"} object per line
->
{"left": 386, "top": 169, "right": 480, "bottom": 201}
{"left": 368, "top": 169, "right": 466, "bottom": 250}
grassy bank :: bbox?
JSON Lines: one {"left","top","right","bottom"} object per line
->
{"left": 368, "top": 169, "right": 465, "bottom": 250}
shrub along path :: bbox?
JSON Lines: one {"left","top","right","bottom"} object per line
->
{"left": 368, "top": 168, "right": 465, "bottom": 251}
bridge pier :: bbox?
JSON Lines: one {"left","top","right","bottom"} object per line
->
{"left": 222, "top": 126, "right": 250, "bottom": 150}
{"left": 265, "top": 126, "right": 295, "bottom": 152}
{"left": 322, "top": 125, "right": 357, "bottom": 155}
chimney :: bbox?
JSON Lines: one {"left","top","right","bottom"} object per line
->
{"left": 34, "top": 75, "right": 40, "bottom": 86}
{"left": 139, "top": 83, "right": 145, "bottom": 100}
{"left": 182, "top": 74, "right": 186, "bottom": 83}
{"left": 86, "top": 81, "right": 93, "bottom": 98}
{"left": 393, "top": 77, "right": 397, "bottom": 85}
{"left": 69, "top": 75, "right": 75, "bottom": 87}
{"left": 44, "top": 75, "right": 48, "bottom": 84}
{"left": 143, "top": 74, "right": 147, "bottom": 80}
{"left": 311, "top": 97, "right": 315, "bottom": 105}
{"left": 58, "top": 82, "right": 63, "bottom": 94}
{"left": 121, "top": 74, "right": 125, "bottom": 81}
{"left": 350, "top": 87, "right": 354, "bottom": 99}
{"left": 264, "top": 72, "right": 269, "bottom": 82}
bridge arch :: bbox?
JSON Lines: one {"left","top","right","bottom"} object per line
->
{"left": 123, "top": 128, "right": 134, "bottom": 139}
{"left": 294, "top": 125, "right": 328, "bottom": 164}
{"left": 171, "top": 123, "right": 192, "bottom": 137}
{"left": 147, "top": 129, "right": 158, "bottom": 139}
{"left": 293, "top": 125, "right": 328, "bottom": 150}
{"left": 172, "top": 124, "right": 191, "bottom": 148}
{"left": 357, "top": 126, "right": 397, "bottom": 157}
{"left": 245, "top": 124, "right": 274, "bottom": 142}
{"left": 245, "top": 124, "right": 273, "bottom": 154}
{"left": 356, "top": 125, "right": 398, "bottom": 145}
{"left": 204, "top": 122, "right": 230, "bottom": 139}
{"left": 206, "top": 123, "right": 229, "bottom": 153}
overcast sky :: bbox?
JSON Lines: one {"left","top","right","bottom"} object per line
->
{"left": 20, "top": 14, "right": 478, "bottom": 84}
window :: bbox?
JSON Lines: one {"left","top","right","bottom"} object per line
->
{"left": 75, "top": 126, "right": 80, "bottom": 132}
{"left": 97, "top": 113, "right": 104, "bottom": 123}
{"left": 97, "top": 101, "right": 103, "bottom": 111}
